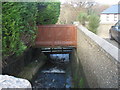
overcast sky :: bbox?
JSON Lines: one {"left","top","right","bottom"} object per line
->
{"left": 96, "top": 0, "right": 119, "bottom": 5}
{"left": 60, "top": 0, "right": 119, "bottom": 5}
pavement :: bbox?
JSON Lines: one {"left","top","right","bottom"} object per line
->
{"left": 97, "top": 24, "right": 120, "bottom": 49}
{"left": 104, "top": 38, "right": 120, "bottom": 49}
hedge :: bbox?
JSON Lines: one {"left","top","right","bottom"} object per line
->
{"left": 36, "top": 2, "right": 60, "bottom": 25}
{"left": 2, "top": 2, "right": 60, "bottom": 58}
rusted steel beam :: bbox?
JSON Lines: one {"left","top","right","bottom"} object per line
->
{"left": 34, "top": 46, "right": 77, "bottom": 48}
{"left": 35, "top": 24, "right": 77, "bottom": 47}
{"left": 43, "top": 52, "right": 72, "bottom": 54}
{"left": 41, "top": 49, "right": 73, "bottom": 51}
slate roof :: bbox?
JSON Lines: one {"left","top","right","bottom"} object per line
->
{"left": 101, "top": 5, "right": 120, "bottom": 14}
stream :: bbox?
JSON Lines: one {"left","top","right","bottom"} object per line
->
{"left": 32, "top": 54, "right": 72, "bottom": 89}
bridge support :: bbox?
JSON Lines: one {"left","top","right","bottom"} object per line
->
{"left": 41, "top": 47, "right": 74, "bottom": 54}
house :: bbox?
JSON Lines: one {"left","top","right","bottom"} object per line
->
{"left": 100, "top": 5, "right": 120, "bottom": 24}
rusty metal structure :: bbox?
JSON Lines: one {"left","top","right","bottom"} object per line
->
{"left": 35, "top": 25, "right": 77, "bottom": 48}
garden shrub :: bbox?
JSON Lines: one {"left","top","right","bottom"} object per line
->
{"left": 88, "top": 14, "right": 100, "bottom": 34}
{"left": 78, "top": 12, "right": 88, "bottom": 26}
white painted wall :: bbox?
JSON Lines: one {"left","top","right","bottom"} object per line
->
{"left": 100, "top": 14, "right": 119, "bottom": 24}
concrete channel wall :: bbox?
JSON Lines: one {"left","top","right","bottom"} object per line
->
{"left": 2, "top": 48, "right": 47, "bottom": 78}
{"left": 75, "top": 25, "right": 119, "bottom": 88}
{"left": 2, "top": 48, "right": 35, "bottom": 75}
{"left": 70, "top": 49, "right": 89, "bottom": 88}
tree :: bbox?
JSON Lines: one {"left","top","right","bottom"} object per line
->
{"left": 88, "top": 14, "right": 100, "bottom": 34}
{"left": 78, "top": 12, "right": 88, "bottom": 26}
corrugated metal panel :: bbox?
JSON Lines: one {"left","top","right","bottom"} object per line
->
{"left": 35, "top": 25, "right": 77, "bottom": 47}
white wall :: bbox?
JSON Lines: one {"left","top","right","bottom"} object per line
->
{"left": 100, "top": 14, "right": 119, "bottom": 24}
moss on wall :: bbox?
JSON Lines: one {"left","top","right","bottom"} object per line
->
{"left": 70, "top": 49, "right": 89, "bottom": 88}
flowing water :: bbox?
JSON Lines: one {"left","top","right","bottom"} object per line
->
{"left": 32, "top": 54, "right": 72, "bottom": 89}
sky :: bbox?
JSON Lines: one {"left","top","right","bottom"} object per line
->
{"left": 95, "top": 0, "right": 119, "bottom": 5}
{"left": 60, "top": 0, "right": 119, "bottom": 5}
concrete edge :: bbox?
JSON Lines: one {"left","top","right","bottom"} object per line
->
{"left": 77, "top": 25, "right": 119, "bottom": 62}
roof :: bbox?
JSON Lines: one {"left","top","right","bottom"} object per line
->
{"left": 101, "top": 5, "right": 120, "bottom": 14}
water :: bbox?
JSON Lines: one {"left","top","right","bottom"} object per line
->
{"left": 32, "top": 54, "right": 72, "bottom": 89}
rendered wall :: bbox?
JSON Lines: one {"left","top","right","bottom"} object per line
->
{"left": 75, "top": 25, "right": 119, "bottom": 88}
{"left": 70, "top": 49, "right": 89, "bottom": 88}
{"left": 100, "top": 14, "right": 119, "bottom": 24}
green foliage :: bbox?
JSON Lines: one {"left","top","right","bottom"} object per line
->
{"left": 36, "top": 2, "right": 61, "bottom": 25}
{"left": 87, "top": 8, "right": 95, "bottom": 16}
{"left": 2, "top": 2, "right": 37, "bottom": 57}
{"left": 78, "top": 78, "right": 84, "bottom": 88}
{"left": 78, "top": 12, "right": 88, "bottom": 26}
{"left": 77, "top": 10, "right": 100, "bottom": 34}
{"left": 88, "top": 14, "right": 100, "bottom": 34}
{"left": 2, "top": 2, "right": 60, "bottom": 58}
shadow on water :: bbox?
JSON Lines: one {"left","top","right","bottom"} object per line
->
{"left": 32, "top": 54, "right": 72, "bottom": 89}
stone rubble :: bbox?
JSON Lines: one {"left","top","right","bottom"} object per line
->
{"left": 0, "top": 75, "right": 32, "bottom": 89}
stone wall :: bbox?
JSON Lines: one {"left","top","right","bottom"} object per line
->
{"left": 74, "top": 25, "right": 119, "bottom": 88}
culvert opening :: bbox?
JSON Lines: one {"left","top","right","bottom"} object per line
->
{"left": 32, "top": 47, "right": 73, "bottom": 89}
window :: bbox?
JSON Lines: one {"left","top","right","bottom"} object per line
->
{"left": 106, "top": 14, "right": 109, "bottom": 21}
{"left": 114, "top": 14, "right": 118, "bottom": 21}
